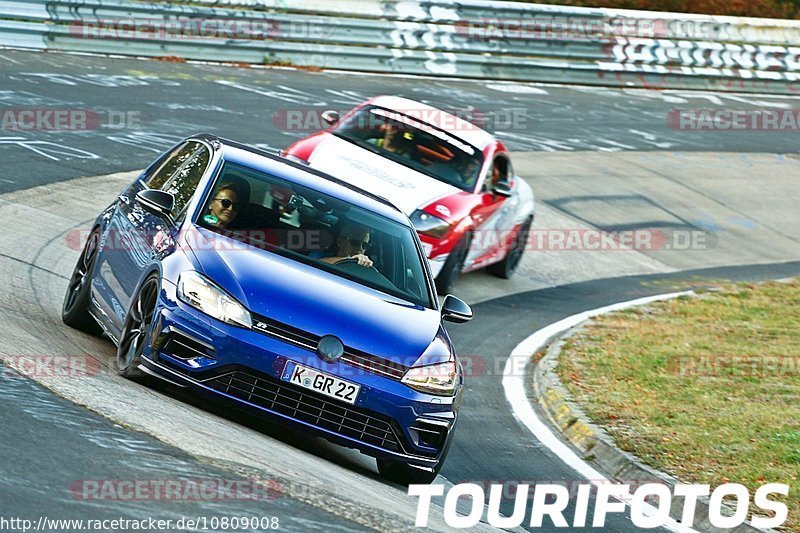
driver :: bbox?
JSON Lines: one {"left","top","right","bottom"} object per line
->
{"left": 456, "top": 157, "right": 481, "bottom": 183}
{"left": 320, "top": 222, "right": 374, "bottom": 268}
{"left": 428, "top": 155, "right": 481, "bottom": 187}
{"left": 203, "top": 177, "right": 250, "bottom": 230}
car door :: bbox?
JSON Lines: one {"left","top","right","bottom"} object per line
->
{"left": 93, "top": 141, "right": 210, "bottom": 334}
{"left": 465, "top": 155, "right": 515, "bottom": 268}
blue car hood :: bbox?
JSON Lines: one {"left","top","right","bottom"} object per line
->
{"left": 186, "top": 227, "right": 449, "bottom": 365}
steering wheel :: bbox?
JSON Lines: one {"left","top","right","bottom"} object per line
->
{"left": 334, "top": 257, "right": 380, "bottom": 274}
{"left": 334, "top": 257, "right": 397, "bottom": 287}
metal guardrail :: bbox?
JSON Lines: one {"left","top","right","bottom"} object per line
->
{"left": 181, "top": 0, "right": 800, "bottom": 45}
{"left": 0, "top": 0, "right": 798, "bottom": 93}
{"left": 0, "top": 20, "right": 47, "bottom": 50}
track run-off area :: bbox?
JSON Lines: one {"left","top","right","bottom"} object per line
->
{"left": 1, "top": 48, "right": 799, "bottom": 531}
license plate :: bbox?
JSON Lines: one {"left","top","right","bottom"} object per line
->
{"left": 281, "top": 362, "right": 360, "bottom": 405}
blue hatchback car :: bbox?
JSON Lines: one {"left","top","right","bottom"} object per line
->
{"left": 62, "top": 135, "right": 473, "bottom": 484}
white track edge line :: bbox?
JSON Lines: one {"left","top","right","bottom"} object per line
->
{"left": 502, "top": 290, "right": 696, "bottom": 533}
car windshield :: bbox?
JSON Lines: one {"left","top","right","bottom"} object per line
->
{"left": 196, "top": 162, "right": 434, "bottom": 309}
{"left": 332, "top": 105, "right": 484, "bottom": 191}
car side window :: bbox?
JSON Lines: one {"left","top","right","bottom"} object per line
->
{"left": 145, "top": 142, "right": 194, "bottom": 190}
{"left": 504, "top": 159, "right": 514, "bottom": 183}
{"left": 483, "top": 156, "right": 510, "bottom": 192}
{"left": 163, "top": 143, "right": 211, "bottom": 217}
{"left": 145, "top": 141, "right": 210, "bottom": 218}
{"left": 482, "top": 161, "right": 495, "bottom": 193}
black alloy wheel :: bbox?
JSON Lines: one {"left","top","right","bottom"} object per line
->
{"left": 487, "top": 216, "right": 532, "bottom": 279}
{"left": 62, "top": 228, "right": 102, "bottom": 334}
{"left": 116, "top": 275, "right": 160, "bottom": 378}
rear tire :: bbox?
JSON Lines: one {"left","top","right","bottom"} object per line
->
{"left": 377, "top": 458, "right": 441, "bottom": 485}
{"left": 62, "top": 228, "right": 102, "bottom": 335}
{"left": 487, "top": 216, "right": 532, "bottom": 279}
{"left": 434, "top": 234, "right": 470, "bottom": 295}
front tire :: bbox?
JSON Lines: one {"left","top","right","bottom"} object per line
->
{"left": 434, "top": 234, "right": 470, "bottom": 295}
{"left": 116, "top": 274, "right": 160, "bottom": 379}
{"left": 62, "top": 228, "right": 102, "bottom": 335}
{"left": 377, "top": 458, "right": 442, "bottom": 485}
{"left": 487, "top": 216, "right": 532, "bottom": 279}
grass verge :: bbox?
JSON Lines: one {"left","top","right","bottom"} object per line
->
{"left": 556, "top": 278, "right": 800, "bottom": 530}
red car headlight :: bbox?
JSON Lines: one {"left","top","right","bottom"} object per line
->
{"left": 410, "top": 210, "right": 451, "bottom": 239}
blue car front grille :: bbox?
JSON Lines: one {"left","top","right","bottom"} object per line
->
{"left": 250, "top": 313, "right": 408, "bottom": 381}
{"left": 205, "top": 369, "right": 404, "bottom": 452}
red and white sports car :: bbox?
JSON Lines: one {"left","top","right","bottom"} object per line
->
{"left": 283, "top": 96, "right": 535, "bottom": 294}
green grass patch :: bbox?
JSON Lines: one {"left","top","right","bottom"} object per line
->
{"left": 556, "top": 279, "right": 800, "bottom": 530}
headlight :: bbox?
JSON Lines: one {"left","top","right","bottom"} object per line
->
{"left": 177, "top": 271, "right": 252, "bottom": 328}
{"left": 401, "top": 361, "right": 459, "bottom": 396}
{"left": 410, "top": 210, "right": 451, "bottom": 239}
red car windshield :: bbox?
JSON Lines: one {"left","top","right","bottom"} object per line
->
{"left": 333, "top": 106, "right": 484, "bottom": 191}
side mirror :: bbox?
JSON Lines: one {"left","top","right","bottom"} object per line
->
{"left": 441, "top": 294, "right": 473, "bottom": 323}
{"left": 492, "top": 181, "right": 513, "bottom": 198}
{"left": 321, "top": 110, "right": 340, "bottom": 126}
{"left": 136, "top": 189, "right": 175, "bottom": 218}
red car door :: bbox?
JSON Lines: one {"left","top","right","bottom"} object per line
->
{"left": 466, "top": 156, "right": 512, "bottom": 268}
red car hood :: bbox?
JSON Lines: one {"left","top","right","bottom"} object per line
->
{"left": 307, "top": 134, "right": 459, "bottom": 215}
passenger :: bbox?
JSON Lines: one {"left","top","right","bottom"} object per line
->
{"left": 457, "top": 157, "right": 481, "bottom": 184}
{"left": 203, "top": 178, "right": 250, "bottom": 230}
{"left": 428, "top": 155, "right": 481, "bottom": 187}
{"left": 376, "top": 122, "right": 414, "bottom": 158}
{"left": 320, "top": 222, "right": 374, "bottom": 268}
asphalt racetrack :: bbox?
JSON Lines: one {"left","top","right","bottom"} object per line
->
{"left": 1, "top": 49, "right": 799, "bottom": 531}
